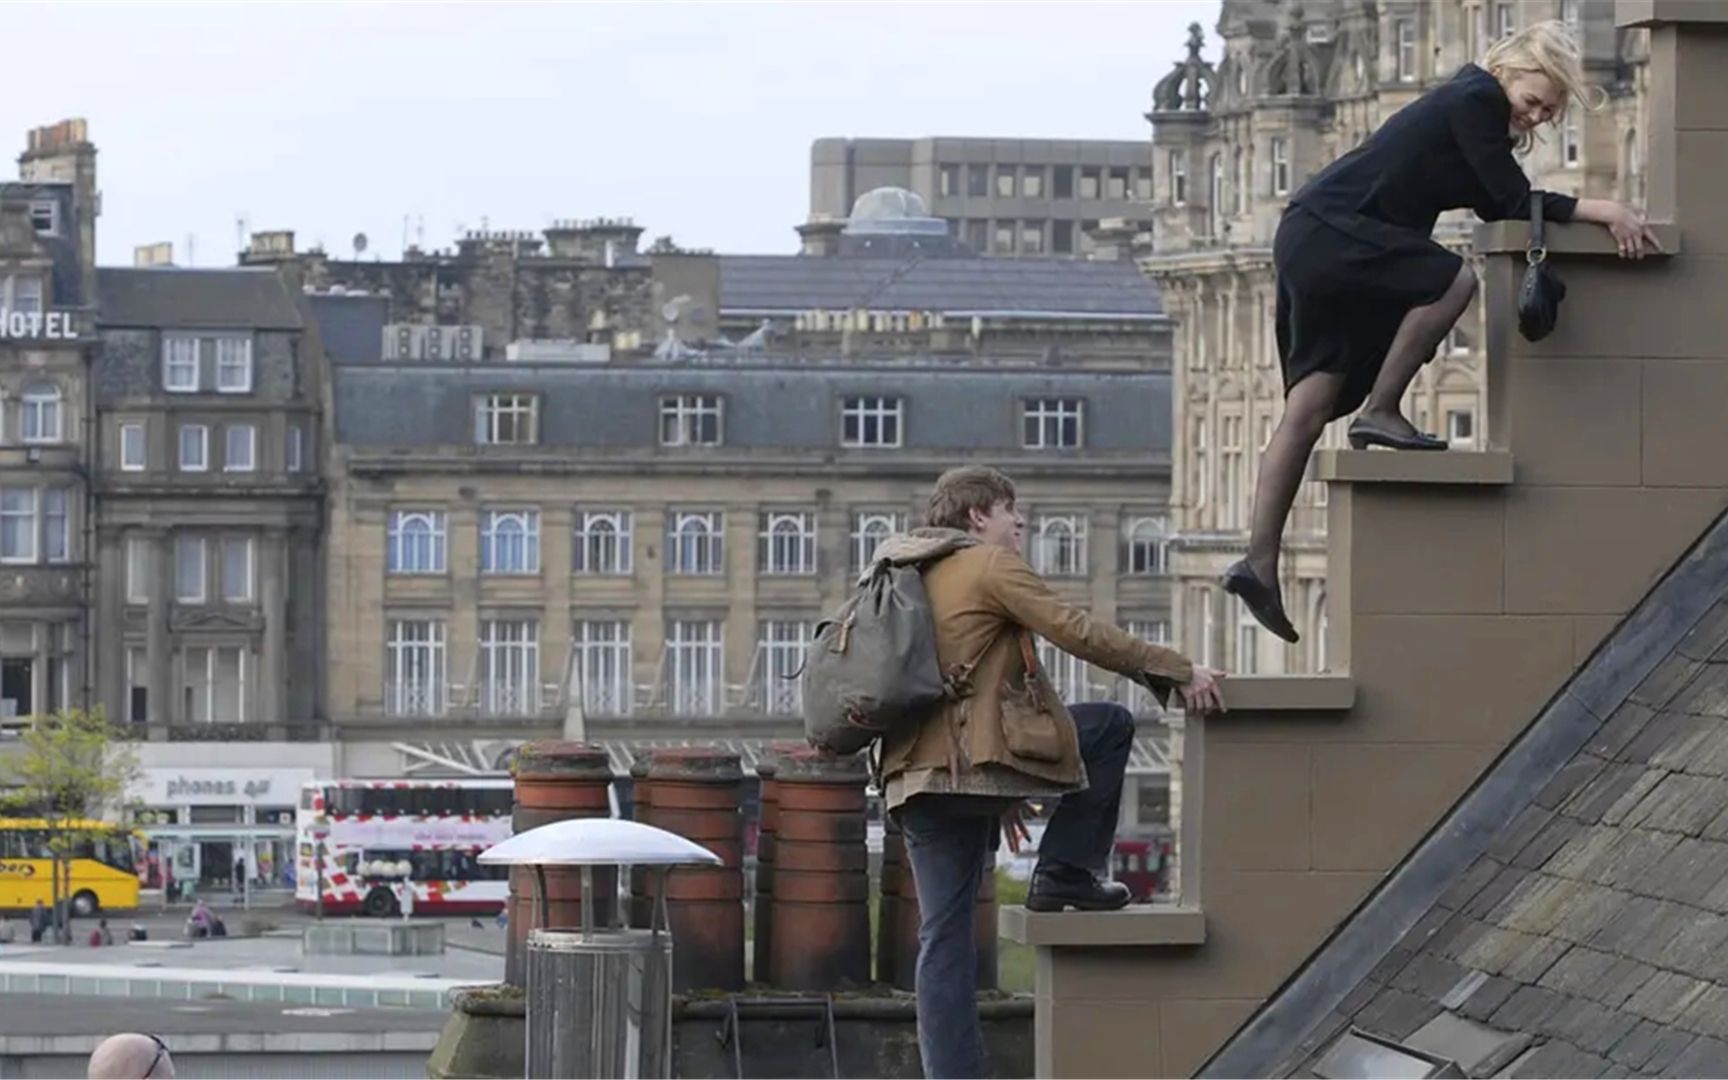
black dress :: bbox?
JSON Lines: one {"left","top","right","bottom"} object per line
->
{"left": 1275, "top": 64, "right": 1579, "bottom": 420}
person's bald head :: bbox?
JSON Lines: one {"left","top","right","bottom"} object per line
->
{"left": 87, "top": 1033, "right": 173, "bottom": 1079}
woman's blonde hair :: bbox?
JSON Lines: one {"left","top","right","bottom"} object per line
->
{"left": 1483, "top": 19, "right": 1605, "bottom": 151}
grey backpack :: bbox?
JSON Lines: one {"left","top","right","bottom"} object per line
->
{"left": 801, "top": 561, "right": 948, "bottom": 756}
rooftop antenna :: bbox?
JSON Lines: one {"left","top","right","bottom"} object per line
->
{"left": 353, "top": 232, "right": 369, "bottom": 261}
{"left": 186, "top": 233, "right": 195, "bottom": 268}
{"left": 235, "top": 215, "right": 248, "bottom": 257}
{"left": 401, "top": 214, "right": 409, "bottom": 256}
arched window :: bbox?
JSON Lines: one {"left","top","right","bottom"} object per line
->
{"left": 387, "top": 511, "right": 447, "bottom": 574}
{"left": 481, "top": 510, "right": 540, "bottom": 574}
{"left": 20, "top": 382, "right": 61, "bottom": 444}
{"left": 670, "top": 512, "right": 722, "bottom": 575}
{"left": 1126, "top": 516, "right": 1170, "bottom": 576}
{"left": 1032, "top": 515, "right": 1086, "bottom": 577}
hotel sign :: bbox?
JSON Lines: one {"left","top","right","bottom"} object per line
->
{"left": 0, "top": 311, "right": 79, "bottom": 340}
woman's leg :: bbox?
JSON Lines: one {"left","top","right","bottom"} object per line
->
{"left": 1245, "top": 370, "right": 1345, "bottom": 584}
{"left": 1358, "top": 264, "right": 1478, "bottom": 437}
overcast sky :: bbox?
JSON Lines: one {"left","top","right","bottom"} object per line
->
{"left": 7, "top": 1, "right": 1218, "bottom": 266}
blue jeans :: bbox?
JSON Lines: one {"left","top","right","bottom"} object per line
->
{"left": 897, "top": 702, "right": 1136, "bottom": 1079}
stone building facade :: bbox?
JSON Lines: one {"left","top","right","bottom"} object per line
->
{"left": 1143, "top": 0, "right": 1649, "bottom": 675}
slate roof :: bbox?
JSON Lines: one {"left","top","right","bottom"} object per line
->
{"left": 717, "top": 254, "right": 1164, "bottom": 318}
{"left": 306, "top": 292, "right": 388, "bottom": 362}
{"left": 96, "top": 267, "right": 302, "bottom": 330}
{"left": 1207, "top": 510, "right": 1728, "bottom": 1079}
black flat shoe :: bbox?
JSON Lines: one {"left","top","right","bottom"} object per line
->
{"left": 1223, "top": 560, "right": 1300, "bottom": 644}
{"left": 1347, "top": 417, "right": 1448, "bottom": 452}
{"left": 1026, "top": 868, "right": 1132, "bottom": 913}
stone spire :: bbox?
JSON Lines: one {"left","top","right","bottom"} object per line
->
{"left": 1262, "top": 5, "right": 1326, "bottom": 97}
{"left": 1151, "top": 23, "right": 1217, "bottom": 113}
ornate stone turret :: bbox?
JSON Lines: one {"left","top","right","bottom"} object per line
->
{"left": 1261, "top": 5, "right": 1326, "bottom": 98}
{"left": 1150, "top": 23, "right": 1217, "bottom": 115}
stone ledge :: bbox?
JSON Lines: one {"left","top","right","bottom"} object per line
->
{"left": 1472, "top": 220, "right": 1681, "bottom": 257}
{"left": 999, "top": 904, "right": 1205, "bottom": 947}
{"left": 1312, "top": 449, "right": 1514, "bottom": 486}
{"left": 1618, "top": 0, "right": 1728, "bottom": 28}
{"left": 1219, "top": 675, "right": 1355, "bottom": 712}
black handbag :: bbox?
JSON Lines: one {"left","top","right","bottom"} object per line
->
{"left": 1517, "top": 194, "right": 1566, "bottom": 342}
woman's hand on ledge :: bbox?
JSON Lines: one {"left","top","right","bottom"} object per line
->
{"left": 1575, "top": 198, "right": 1663, "bottom": 259}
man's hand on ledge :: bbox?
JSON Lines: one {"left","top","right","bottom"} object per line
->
{"left": 1181, "top": 666, "right": 1227, "bottom": 715}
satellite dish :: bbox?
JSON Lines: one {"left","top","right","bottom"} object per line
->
{"left": 353, "top": 232, "right": 369, "bottom": 256}
{"left": 661, "top": 300, "right": 682, "bottom": 322}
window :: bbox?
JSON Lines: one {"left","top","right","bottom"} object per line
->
{"left": 5, "top": 275, "right": 43, "bottom": 316}
{"left": 1562, "top": 0, "right": 1581, "bottom": 31}
{"left": 852, "top": 511, "right": 905, "bottom": 573}
{"left": 28, "top": 201, "right": 56, "bottom": 235}
{"left": 668, "top": 511, "right": 724, "bottom": 574}
{"left": 1208, "top": 154, "right": 1224, "bottom": 236}
{"left": 1447, "top": 409, "right": 1476, "bottom": 448}
{"left": 126, "top": 537, "right": 151, "bottom": 603}
{"left": 1448, "top": 323, "right": 1473, "bottom": 355}
{"left": 120, "top": 422, "right": 146, "bottom": 471}
{"left": 1023, "top": 398, "right": 1084, "bottom": 449}
{"left": 967, "top": 164, "right": 989, "bottom": 198}
{"left": 1221, "top": 416, "right": 1245, "bottom": 530}
{"left": 1135, "top": 168, "right": 1154, "bottom": 201}
{"left": 1052, "top": 166, "right": 1074, "bottom": 199}
{"left": 574, "top": 510, "right": 633, "bottom": 575}
{"left": 1023, "top": 169, "right": 1045, "bottom": 199}
{"left": 1395, "top": 19, "right": 1416, "bottom": 81}
{"left": 1237, "top": 614, "right": 1260, "bottom": 675}
{"left": 1031, "top": 514, "right": 1088, "bottom": 577}
{"left": 42, "top": 490, "right": 67, "bottom": 563}
{"left": 1107, "top": 167, "right": 1130, "bottom": 200}
{"left": 0, "top": 490, "right": 33, "bottom": 563}
{"left": 572, "top": 620, "right": 631, "bottom": 717}
{"left": 184, "top": 646, "right": 246, "bottom": 724}
{"left": 387, "top": 510, "right": 447, "bottom": 574}
{"left": 939, "top": 164, "right": 960, "bottom": 198}
{"left": 219, "top": 537, "right": 254, "bottom": 602}
{"left": 163, "top": 337, "right": 198, "bottom": 392}
{"left": 1021, "top": 223, "right": 1046, "bottom": 255}
{"left": 175, "top": 535, "right": 206, "bottom": 602}
{"left": 759, "top": 511, "right": 817, "bottom": 575}
{"left": 1468, "top": 3, "right": 1485, "bottom": 57}
{"left": 479, "top": 619, "right": 539, "bottom": 716}
{"left": 1232, "top": 147, "right": 1245, "bottom": 214}
{"left": 386, "top": 620, "right": 446, "bottom": 716}
{"left": 841, "top": 396, "right": 903, "bottom": 448}
{"left": 659, "top": 394, "right": 722, "bottom": 447}
{"left": 286, "top": 425, "right": 305, "bottom": 473}
{"left": 1271, "top": 137, "right": 1290, "bottom": 196}
{"left": 224, "top": 424, "right": 256, "bottom": 472}
{"left": 215, "top": 338, "right": 253, "bottom": 392}
{"left": 1052, "top": 220, "right": 1075, "bottom": 254}
{"left": 481, "top": 509, "right": 541, "bottom": 574}
{"left": 20, "top": 383, "right": 61, "bottom": 444}
{"left": 1496, "top": 1, "right": 1515, "bottom": 38}
{"left": 1563, "top": 112, "right": 1582, "bottom": 167}
{"left": 668, "top": 620, "right": 723, "bottom": 716}
{"left": 964, "top": 219, "right": 989, "bottom": 251}
{"left": 1035, "top": 639, "right": 1090, "bottom": 704}
{"left": 1126, "top": 516, "right": 1170, "bottom": 575}
{"left": 760, "top": 621, "right": 809, "bottom": 716}
{"left": 1079, "top": 167, "right": 1101, "bottom": 199}
{"left": 1130, "top": 619, "right": 1171, "bottom": 646}
{"left": 1169, "top": 150, "right": 1188, "bottom": 205}
{"left": 178, "top": 424, "right": 208, "bottom": 472}
{"left": 474, "top": 393, "right": 539, "bottom": 446}
{"left": 1194, "top": 417, "right": 1210, "bottom": 507}
{"left": 993, "top": 222, "right": 1016, "bottom": 254}
{"left": 996, "top": 167, "right": 1017, "bottom": 198}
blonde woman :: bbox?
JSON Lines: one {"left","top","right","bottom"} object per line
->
{"left": 1227, "top": 20, "right": 1661, "bottom": 643}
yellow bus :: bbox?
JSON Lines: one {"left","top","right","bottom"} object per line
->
{"left": 0, "top": 818, "right": 141, "bottom": 916}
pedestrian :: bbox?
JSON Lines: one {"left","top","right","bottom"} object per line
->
{"left": 878, "top": 466, "right": 1225, "bottom": 1078}
{"left": 28, "top": 899, "right": 48, "bottom": 944}
{"left": 1225, "top": 20, "right": 1661, "bottom": 643}
{"left": 232, "top": 856, "right": 246, "bottom": 895}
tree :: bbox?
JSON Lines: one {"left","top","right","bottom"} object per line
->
{"left": 0, "top": 708, "right": 141, "bottom": 943}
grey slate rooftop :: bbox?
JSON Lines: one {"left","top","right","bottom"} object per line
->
{"left": 1216, "top": 511, "right": 1728, "bottom": 1080}
{"left": 97, "top": 267, "right": 302, "bottom": 330}
{"left": 718, "top": 254, "right": 1165, "bottom": 318}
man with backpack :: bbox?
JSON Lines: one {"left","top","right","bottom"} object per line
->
{"left": 877, "top": 466, "right": 1225, "bottom": 1079}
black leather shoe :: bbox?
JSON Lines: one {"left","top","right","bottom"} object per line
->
{"left": 1347, "top": 416, "right": 1448, "bottom": 452}
{"left": 1026, "top": 867, "right": 1133, "bottom": 913}
{"left": 1223, "top": 559, "right": 1300, "bottom": 644}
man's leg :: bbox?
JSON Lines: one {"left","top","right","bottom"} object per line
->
{"left": 1030, "top": 703, "right": 1136, "bottom": 909}
{"left": 899, "top": 796, "right": 995, "bottom": 1080}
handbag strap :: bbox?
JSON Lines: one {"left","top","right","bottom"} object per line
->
{"left": 1528, "top": 193, "right": 1547, "bottom": 266}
